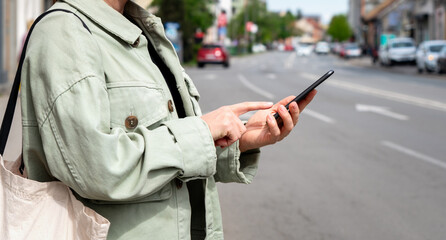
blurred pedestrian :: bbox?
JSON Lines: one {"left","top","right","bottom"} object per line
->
{"left": 20, "top": 0, "right": 316, "bottom": 239}
{"left": 194, "top": 28, "right": 204, "bottom": 44}
{"left": 217, "top": 10, "right": 227, "bottom": 42}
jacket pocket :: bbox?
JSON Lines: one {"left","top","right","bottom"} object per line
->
{"left": 106, "top": 81, "right": 168, "bottom": 131}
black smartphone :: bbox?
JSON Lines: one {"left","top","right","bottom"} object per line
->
{"left": 274, "top": 70, "right": 334, "bottom": 120}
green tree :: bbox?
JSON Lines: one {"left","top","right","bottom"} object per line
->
{"left": 327, "top": 14, "right": 352, "bottom": 42}
{"left": 151, "top": 0, "right": 214, "bottom": 62}
{"left": 228, "top": 1, "right": 298, "bottom": 49}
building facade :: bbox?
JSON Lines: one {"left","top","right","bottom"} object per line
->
{"left": 361, "top": 0, "right": 446, "bottom": 51}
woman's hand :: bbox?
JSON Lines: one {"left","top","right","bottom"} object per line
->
{"left": 201, "top": 102, "right": 273, "bottom": 148}
{"left": 239, "top": 90, "right": 317, "bottom": 152}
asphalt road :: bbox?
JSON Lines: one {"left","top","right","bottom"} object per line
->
{"left": 1, "top": 51, "right": 445, "bottom": 240}
{"left": 186, "top": 52, "right": 446, "bottom": 240}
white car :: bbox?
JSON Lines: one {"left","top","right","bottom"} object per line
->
{"left": 252, "top": 43, "right": 267, "bottom": 53}
{"left": 315, "top": 41, "right": 330, "bottom": 54}
{"left": 416, "top": 40, "right": 446, "bottom": 73}
{"left": 379, "top": 37, "right": 416, "bottom": 66}
{"left": 296, "top": 43, "right": 313, "bottom": 56}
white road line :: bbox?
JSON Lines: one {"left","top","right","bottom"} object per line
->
{"left": 205, "top": 74, "right": 217, "bottom": 80}
{"left": 355, "top": 104, "right": 409, "bottom": 121}
{"left": 303, "top": 109, "right": 336, "bottom": 124}
{"left": 330, "top": 80, "right": 446, "bottom": 112}
{"left": 299, "top": 74, "right": 446, "bottom": 112}
{"left": 284, "top": 53, "right": 296, "bottom": 69}
{"left": 267, "top": 73, "right": 277, "bottom": 80}
{"left": 238, "top": 74, "right": 275, "bottom": 100}
{"left": 381, "top": 141, "right": 446, "bottom": 170}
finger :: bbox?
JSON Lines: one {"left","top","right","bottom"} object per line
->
{"left": 275, "top": 96, "right": 296, "bottom": 107}
{"left": 215, "top": 138, "right": 230, "bottom": 148}
{"left": 277, "top": 105, "right": 293, "bottom": 134}
{"left": 266, "top": 114, "right": 280, "bottom": 138}
{"left": 297, "top": 90, "right": 317, "bottom": 111}
{"left": 230, "top": 101, "right": 274, "bottom": 116}
{"left": 288, "top": 101, "right": 300, "bottom": 125}
{"left": 215, "top": 134, "right": 238, "bottom": 148}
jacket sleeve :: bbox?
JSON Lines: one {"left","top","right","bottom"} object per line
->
{"left": 24, "top": 12, "right": 217, "bottom": 202}
{"left": 181, "top": 70, "right": 261, "bottom": 184}
{"left": 213, "top": 142, "right": 260, "bottom": 184}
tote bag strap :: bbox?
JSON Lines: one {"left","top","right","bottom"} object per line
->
{"left": 0, "top": 9, "right": 91, "bottom": 170}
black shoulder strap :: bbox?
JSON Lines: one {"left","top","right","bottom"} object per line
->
{"left": 0, "top": 9, "right": 91, "bottom": 156}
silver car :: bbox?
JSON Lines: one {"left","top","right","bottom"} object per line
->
{"left": 416, "top": 40, "right": 446, "bottom": 73}
{"left": 379, "top": 37, "right": 416, "bottom": 66}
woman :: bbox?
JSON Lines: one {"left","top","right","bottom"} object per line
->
{"left": 21, "top": 0, "right": 316, "bottom": 239}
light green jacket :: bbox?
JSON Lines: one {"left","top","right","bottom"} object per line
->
{"left": 20, "top": 0, "right": 260, "bottom": 239}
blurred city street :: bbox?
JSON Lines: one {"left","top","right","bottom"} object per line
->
{"left": 187, "top": 51, "right": 446, "bottom": 240}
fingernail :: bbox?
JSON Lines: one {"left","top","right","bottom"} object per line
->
{"left": 280, "top": 105, "right": 287, "bottom": 112}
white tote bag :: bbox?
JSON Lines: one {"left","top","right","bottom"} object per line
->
{"left": 0, "top": 155, "right": 110, "bottom": 240}
{"left": 0, "top": 9, "right": 110, "bottom": 240}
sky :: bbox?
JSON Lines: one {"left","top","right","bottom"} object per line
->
{"left": 265, "top": 0, "right": 349, "bottom": 24}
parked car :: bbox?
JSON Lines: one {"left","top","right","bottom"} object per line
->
{"left": 379, "top": 37, "right": 416, "bottom": 66}
{"left": 315, "top": 41, "right": 330, "bottom": 54}
{"left": 332, "top": 42, "right": 343, "bottom": 55}
{"left": 342, "top": 43, "right": 362, "bottom": 58}
{"left": 296, "top": 43, "right": 313, "bottom": 56}
{"left": 197, "top": 44, "right": 229, "bottom": 68}
{"left": 416, "top": 40, "right": 446, "bottom": 73}
{"left": 436, "top": 45, "right": 446, "bottom": 74}
{"left": 284, "top": 44, "right": 294, "bottom": 51}
{"left": 252, "top": 43, "right": 267, "bottom": 53}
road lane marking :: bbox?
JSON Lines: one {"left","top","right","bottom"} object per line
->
{"left": 267, "top": 73, "right": 277, "bottom": 79}
{"left": 205, "top": 74, "right": 217, "bottom": 80}
{"left": 356, "top": 104, "right": 409, "bottom": 121}
{"left": 299, "top": 74, "right": 446, "bottom": 112}
{"left": 303, "top": 109, "right": 336, "bottom": 124}
{"left": 238, "top": 74, "right": 275, "bottom": 100}
{"left": 284, "top": 52, "right": 296, "bottom": 69}
{"left": 381, "top": 141, "right": 446, "bottom": 170}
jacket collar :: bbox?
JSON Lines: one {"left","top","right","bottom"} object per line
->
{"left": 62, "top": 0, "right": 143, "bottom": 45}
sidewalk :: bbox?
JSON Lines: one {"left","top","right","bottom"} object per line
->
{"left": 340, "top": 56, "right": 446, "bottom": 80}
{"left": 344, "top": 56, "right": 446, "bottom": 80}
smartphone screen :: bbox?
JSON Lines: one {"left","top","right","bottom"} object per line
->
{"left": 274, "top": 70, "right": 334, "bottom": 120}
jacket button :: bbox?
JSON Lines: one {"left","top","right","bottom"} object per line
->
{"left": 168, "top": 100, "right": 174, "bottom": 112}
{"left": 131, "top": 38, "right": 140, "bottom": 48}
{"left": 125, "top": 115, "right": 138, "bottom": 129}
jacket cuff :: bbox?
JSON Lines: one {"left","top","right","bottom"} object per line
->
{"left": 214, "top": 141, "right": 260, "bottom": 184}
{"left": 162, "top": 117, "right": 217, "bottom": 181}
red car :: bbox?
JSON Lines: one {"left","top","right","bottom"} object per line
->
{"left": 197, "top": 44, "right": 230, "bottom": 68}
